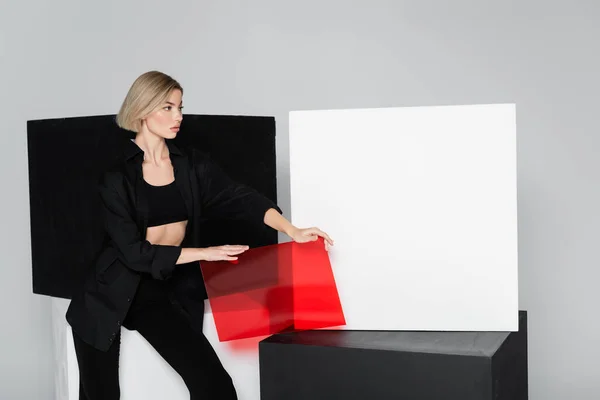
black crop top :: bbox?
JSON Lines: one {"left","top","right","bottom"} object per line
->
{"left": 143, "top": 179, "right": 188, "bottom": 227}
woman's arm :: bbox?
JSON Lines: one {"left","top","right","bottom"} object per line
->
{"left": 101, "top": 173, "right": 247, "bottom": 278}
{"left": 263, "top": 207, "right": 296, "bottom": 236}
{"left": 100, "top": 171, "right": 182, "bottom": 279}
{"left": 193, "top": 149, "right": 282, "bottom": 225}
{"left": 176, "top": 246, "right": 248, "bottom": 263}
{"left": 263, "top": 208, "right": 334, "bottom": 249}
{"left": 192, "top": 150, "right": 334, "bottom": 249}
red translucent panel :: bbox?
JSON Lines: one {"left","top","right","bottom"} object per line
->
{"left": 200, "top": 238, "right": 345, "bottom": 341}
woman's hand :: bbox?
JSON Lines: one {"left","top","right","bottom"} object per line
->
{"left": 198, "top": 245, "right": 249, "bottom": 261}
{"left": 289, "top": 227, "right": 334, "bottom": 251}
{"left": 263, "top": 209, "right": 334, "bottom": 251}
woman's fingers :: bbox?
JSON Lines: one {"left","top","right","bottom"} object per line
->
{"left": 216, "top": 245, "right": 249, "bottom": 258}
{"left": 222, "top": 248, "right": 247, "bottom": 256}
{"left": 220, "top": 244, "right": 249, "bottom": 251}
{"left": 308, "top": 228, "right": 334, "bottom": 246}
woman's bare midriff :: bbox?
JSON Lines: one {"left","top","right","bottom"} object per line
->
{"left": 145, "top": 221, "right": 188, "bottom": 246}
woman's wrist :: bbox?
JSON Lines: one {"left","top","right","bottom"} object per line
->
{"left": 176, "top": 248, "right": 206, "bottom": 264}
{"left": 285, "top": 226, "right": 299, "bottom": 238}
{"left": 264, "top": 208, "right": 298, "bottom": 237}
{"left": 195, "top": 248, "right": 206, "bottom": 261}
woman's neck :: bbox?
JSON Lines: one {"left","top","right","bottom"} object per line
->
{"left": 133, "top": 131, "right": 169, "bottom": 166}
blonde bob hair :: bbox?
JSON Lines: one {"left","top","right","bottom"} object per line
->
{"left": 116, "top": 71, "right": 183, "bottom": 132}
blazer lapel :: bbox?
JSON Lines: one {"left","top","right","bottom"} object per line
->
{"left": 134, "top": 159, "right": 149, "bottom": 236}
{"left": 122, "top": 139, "right": 149, "bottom": 235}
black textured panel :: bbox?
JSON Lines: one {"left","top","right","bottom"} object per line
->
{"left": 27, "top": 114, "right": 278, "bottom": 299}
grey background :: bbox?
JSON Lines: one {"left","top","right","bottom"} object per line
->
{"left": 1, "top": 1, "right": 598, "bottom": 399}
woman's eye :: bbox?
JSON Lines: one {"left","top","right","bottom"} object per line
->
{"left": 164, "top": 106, "right": 172, "bottom": 111}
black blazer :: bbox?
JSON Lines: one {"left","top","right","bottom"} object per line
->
{"left": 66, "top": 139, "right": 281, "bottom": 351}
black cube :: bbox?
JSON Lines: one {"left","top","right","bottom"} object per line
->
{"left": 259, "top": 311, "right": 528, "bottom": 400}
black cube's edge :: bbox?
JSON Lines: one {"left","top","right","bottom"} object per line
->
{"left": 259, "top": 311, "right": 528, "bottom": 400}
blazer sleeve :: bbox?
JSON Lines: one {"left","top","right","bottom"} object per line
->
{"left": 193, "top": 149, "right": 282, "bottom": 225}
{"left": 99, "top": 171, "right": 182, "bottom": 280}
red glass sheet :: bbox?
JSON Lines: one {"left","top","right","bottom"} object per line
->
{"left": 200, "top": 238, "right": 345, "bottom": 341}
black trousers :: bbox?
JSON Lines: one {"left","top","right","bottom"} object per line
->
{"left": 72, "top": 275, "right": 237, "bottom": 400}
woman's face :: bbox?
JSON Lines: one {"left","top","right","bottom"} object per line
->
{"left": 143, "top": 89, "right": 183, "bottom": 139}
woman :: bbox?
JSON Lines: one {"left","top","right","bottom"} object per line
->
{"left": 66, "top": 70, "right": 333, "bottom": 400}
